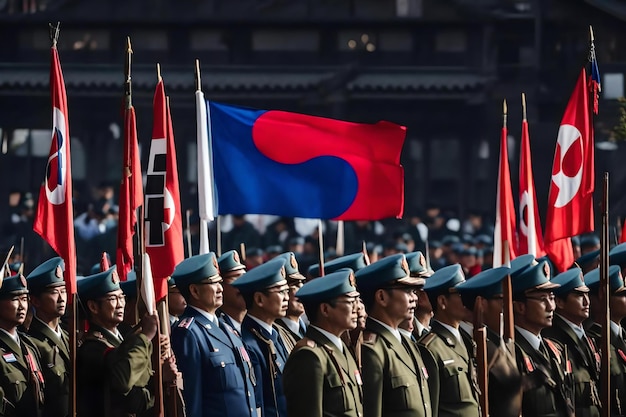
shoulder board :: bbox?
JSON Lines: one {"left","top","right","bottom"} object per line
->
{"left": 178, "top": 317, "right": 194, "bottom": 329}
{"left": 545, "top": 339, "right": 563, "bottom": 360}
{"left": 419, "top": 332, "right": 437, "bottom": 347}
{"left": 362, "top": 331, "right": 377, "bottom": 345}
{"left": 293, "top": 337, "right": 316, "bottom": 351}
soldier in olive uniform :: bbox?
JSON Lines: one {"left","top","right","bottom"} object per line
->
{"left": 420, "top": 264, "right": 480, "bottom": 417}
{"left": 542, "top": 268, "right": 601, "bottom": 417}
{"left": 283, "top": 268, "right": 363, "bottom": 417}
{"left": 274, "top": 252, "right": 307, "bottom": 354}
{"left": 77, "top": 266, "right": 159, "bottom": 417}
{"left": 511, "top": 260, "right": 574, "bottom": 417}
{"left": 400, "top": 251, "right": 432, "bottom": 340}
{"left": 355, "top": 253, "right": 433, "bottom": 417}
{"left": 26, "top": 257, "right": 70, "bottom": 417}
{"left": 0, "top": 274, "right": 45, "bottom": 417}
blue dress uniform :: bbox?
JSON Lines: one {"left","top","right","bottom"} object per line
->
{"left": 170, "top": 253, "right": 258, "bottom": 417}
{"left": 232, "top": 258, "right": 290, "bottom": 417}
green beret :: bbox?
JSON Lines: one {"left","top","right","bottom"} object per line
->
{"left": 296, "top": 268, "right": 359, "bottom": 304}
{"left": 552, "top": 267, "right": 588, "bottom": 296}
{"left": 405, "top": 251, "right": 430, "bottom": 277}
{"left": 120, "top": 270, "right": 137, "bottom": 299}
{"left": 0, "top": 275, "right": 29, "bottom": 298}
{"left": 308, "top": 253, "right": 368, "bottom": 278}
{"left": 278, "top": 252, "right": 305, "bottom": 281}
{"left": 509, "top": 254, "right": 537, "bottom": 278}
{"left": 218, "top": 250, "right": 246, "bottom": 274}
{"left": 26, "top": 257, "right": 65, "bottom": 294}
{"left": 231, "top": 257, "right": 287, "bottom": 294}
{"left": 423, "top": 264, "right": 465, "bottom": 296}
{"left": 456, "top": 266, "right": 509, "bottom": 308}
{"left": 355, "top": 254, "right": 424, "bottom": 291}
{"left": 609, "top": 243, "right": 626, "bottom": 267}
{"left": 78, "top": 267, "right": 121, "bottom": 301}
{"left": 172, "top": 253, "right": 221, "bottom": 289}
{"left": 511, "top": 261, "right": 559, "bottom": 295}
{"left": 584, "top": 266, "right": 626, "bottom": 295}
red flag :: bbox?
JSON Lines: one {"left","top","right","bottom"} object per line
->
{"left": 116, "top": 103, "right": 143, "bottom": 282}
{"left": 545, "top": 69, "right": 595, "bottom": 271}
{"left": 493, "top": 121, "right": 517, "bottom": 267}
{"left": 33, "top": 47, "right": 77, "bottom": 297}
{"left": 518, "top": 118, "right": 546, "bottom": 258}
{"left": 145, "top": 80, "right": 184, "bottom": 301}
{"left": 621, "top": 221, "right": 626, "bottom": 244}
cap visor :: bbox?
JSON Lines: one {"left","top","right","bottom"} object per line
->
{"left": 288, "top": 272, "right": 306, "bottom": 281}
{"left": 346, "top": 290, "right": 360, "bottom": 298}
{"left": 396, "top": 277, "right": 426, "bottom": 287}
{"left": 573, "top": 285, "right": 590, "bottom": 293}
{"left": 532, "top": 281, "right": 561, "bottom": 291}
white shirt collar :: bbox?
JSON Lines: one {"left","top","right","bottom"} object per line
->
{"left": 516, "top": 325, "right": 542, "bottom": 351}
{"left": 190, "top": 305, "right": 217, "bottom": 325}
{"left": 371, "top": 317, "right": 401, "bottom": 342}
{"left": 0, "top": 328, "right": 19, "bottom": 346}
{"left": 415, "top": 320, "right": 429, "bottom": 336}
{"left": 225, "top": 314, "right": 242, "bottom": 333}
{"left": 249, "top": 315, "right": 275, "bottom": 335}
{"left": 33, "top": 316, "right": 62, "bottom": 340}
{"left": 459, "top": 321, "right": 474, "bottom": 336}
{"left": 557, "top": 314, "right": 586, "bottom": 339}
{"left": 278, "top": 317, "right": 300, "bottom": 336}
{"left": 311, "top": 325, "right": 344, "bottom": 352}
{"left": 610, "top": 320, "right": 622, "bottom": 338}
{"left": 435, "top": 320, "right": 463, "bottom": 343}
{"left": 398, "top": 328, "right": 413, "bottom": 340}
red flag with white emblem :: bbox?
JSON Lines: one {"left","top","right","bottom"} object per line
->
{"left": 545, "top": 69, "right": 594, "bottom": 271}
{"left": 33, "top": 46, "right": 77, "bottom": 298}
{"left": 145, "top": 80, "right": 183, "bottom": 302}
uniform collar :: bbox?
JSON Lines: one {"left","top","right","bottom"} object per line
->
{"left": 278, "top": 317, "right": 299, "bottom": 336}
{"left": 225, "top": 313, "right": 242, "bottom": 333}
{"left": 434, "top": 320, "right": 462, "bottom": 343}
{"left": 0, "top": 328, "right": 19, "bottom": 347}
{"left": 610, "top": 320, "right": 622, "bottom": 338}
{"left": 190, "top": 305, "right": 217, "bottom": 325}
{"left": 515, "top": 325, "right": 541, "bottom": 351}
{"left": 556, "top": 313, "right": 586, "bottom": 339}
{"left": 310, "top": 325, "right": 343, "bottom": 352}
{"left": 370, "top": 317, "right": 401, "bottom": 342}
{"left": 398, "top": 328, "right": 413, "bottom": 340}
{"left": 249, "top": 314, "right": 274, "bottom": 335}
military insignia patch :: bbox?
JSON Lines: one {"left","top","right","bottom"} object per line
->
{"left": 543, "top": 262, "right": 550, "bottom": 278}
{"left": 233, "top": 251, "right": 240, "bottom": 264}
{"left": 419, "top": 253, "right": 426, "bottom": 268}
{"left": 280, "top": 266, "right": 286, "bottom": 278}
{"left": 55, "top": 265, "right": 63, "bottom": 279}
{"left": 212, "top": 255, "right": 219, "bottom": 270}
{"left": 19, "top": 274, "right": 27, "bottom": 288}
{"left": 349, "top": 271, "right": 356, "bottom": 288}
{"left": 111, "top": 270, "right": 120, "bottom": 284}
{"left": 290, "top": 254, "right": 297, "bottom": 270}
{"left": 401, "top": 257, "right": 409, "bottom": 274}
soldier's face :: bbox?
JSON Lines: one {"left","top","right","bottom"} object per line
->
{"left": 520, "top": 291, "right": 555, "bottom": 333}
{"left": 610, "top": 293, "right": 626, "bottom": 322}
{"left": 191, "top": 281, "right": 223, "bottom": 313}
{"left": 167, "top": 286, "right": 187, "bottom": 317}
{"left": 383, "top": 287, "right": 418, "bottom": 323}
{"left": 442, "top": 292, "right": 468, "bottom": 322}
{"left": 356, "top": 298, "right": 367, "bottom": 330}
{"left": 286, "top": 281, "right": 305, "bottom": 317}
{"left": 93, "top": 290, "right": 126, "bottom": 326}
{"left": 222, "top": 274, "right": 247, "bottom": 313}
{"left": 327, "top": 296, "right": 359, "bottom": 331}
{"left": 258, "top": 284, "right": 290, "bottom": 319}
{"left": 0, "top": 294, "right": 28, "bottom": 328}
{"left": 555, "top": 291, "right": 589, "bottom": 325}
{"left": 31, "top": 285, "right": 67, "bottom": 319}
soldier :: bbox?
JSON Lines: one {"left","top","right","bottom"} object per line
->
{"left": 170, "top": 252, "right": 257, "bottom": 417}
{"left": 283, "top": 268, "right": 363, "bottom": 417}
{"left": 420, "top": 264, "right": 480, "bottom": 417}
{"left": 355, "top": 253, "right": 433, "bottom": 417}
{"left": 76, "top": 266, "right": 158, "bottom": 417}
{"left": 274, "top": 252, "right": 307, "bottom": 354}
{"left": 167, "top": 276, "right": 186, "bottom": 327}
{"left": 402, "top": 251, "right": 432, "bottom": 339}
{"left": 456, "top": 266, "right": 523, "bottom": 417}
{"left": 232, "top": 257, "right": 290, "bottom": 417}
{"left": 511, "top": 260, "right": 574, "bottom": 417}
{"left": 26, "top": 257, "right": 70, "bottom": 417}
{"left": 217, "top": 249, "right": 247, "bottom": 333}
{"left": 0, "top": 274, "right": 45, "bottom": 417}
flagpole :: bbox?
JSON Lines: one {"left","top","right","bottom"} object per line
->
{"left": 600, "top": 173, "right": 610, "bottom": 417}
{"left": 318, "top": 219, "right": 325, "bottom": 276}
{"left": 185, "top": 209, "right": 192, "bottom": 258}
{"left": 336, "top": 221, "right": 344, "bottom": 257}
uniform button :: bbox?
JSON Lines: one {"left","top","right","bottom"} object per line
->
{"left": 457, "top": 367, "right": 463, "bottom": 371}
{"left": 221, "top": 362, "right": 225, "bottom": 367}
{"left": 248, "top": 391, "right": 251, "bottom": 397}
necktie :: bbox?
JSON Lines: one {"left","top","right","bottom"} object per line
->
{"left": 298, "top": 320, "right": 307, "bottom": 338}
{"left": 539, "top": 340, "right": 550, "bottom": 360}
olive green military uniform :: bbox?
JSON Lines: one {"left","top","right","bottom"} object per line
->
{"left": 418, "top": 320, "right": 479, "bottom": 417}
{"left": 483, "top": 328, "right": 523, "bottom": 417}
{"left": 283, "top": 326, "right": 363, "bottom": 417}
{"left": 515, "top": 330, "right": 574, "bottom": 417}
{"left": 27, "top": 317, "right": 70, "bottom": 417}
{"left": 274, "top": 321, "right": 298, "bottom": 355}
{"left": 0, "top": 330, "right": 45, "bottom": 417}
{"left": 361, "top": 318, "right": 432, "bottom": 417}
{"left": 607, "top": 326, "right": 626, "bottom": 416}
{"left": 77, "top": 324, "right": 154, "bottom": 417}
{"left": 542, "top": 315, "right": 601, "bottom": 417}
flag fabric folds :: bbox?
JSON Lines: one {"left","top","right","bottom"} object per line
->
{"left": 493, "top": 121, "right": 517, "bottom": 267}
{"left": 196, "top": 91, "right": 216, "bottom": 254}
{"left": 208, "top": 101, "right": 406, "bottom": 220}
{"left": 145, "top": 81, "right": 184, "bottom": 302}
{"left": 545, "top": 69, "right": 595, "bottom": 272}
{"left": 518, "top": 117, "right": 545, "bottom": 258}
{"left": 33, "top": 46, "right": 77, "bottom": 297}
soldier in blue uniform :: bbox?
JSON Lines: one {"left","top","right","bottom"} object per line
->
{"left": 274, "top": 252, "right": 307, "bottom": 354}
{"left": 170, "top": 252, "right": 258, "bottom": 417}
{"left": 232, "top": 257, "right": 291, "bottom": 417}
{"left": 217, "top": 249, "right": 247, "bottom": 334}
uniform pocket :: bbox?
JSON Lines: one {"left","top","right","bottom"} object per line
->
{"left": 387, "top": 374, "right": 416, "bottom": 410}
{"left": 324, "top": 373, "right": 352, "bottom": 412}
{"left": 441, "top": 365, "right": 474, "bottom": 402}
{"left": 4, "top": 370, "right": 27, "bottom": 400}
{"left": 207, "top": 353, "right": 240, "bottom": 389}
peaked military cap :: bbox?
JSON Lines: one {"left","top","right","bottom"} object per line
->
{"left": 265, "top": 245, "right": 283, "bottom": 255}
{"left": 218, "top": 250, "right": 246, "bottom": 274}
{"left": 78, "top": 267, "right": 121, "bottom": 301}
{"left": 308, "top": 253, "right": 368, "bottom": 278}
{"left": 552, "top": 267, "right": 588, "bottom": 296}
{"left": 405, "top": 251, "right": 431, "bottom": 277}
{"left": 456, "top": 266, "right": 510, "bottom": 308}
{"left": 120, "top": 269, "right": 137, "bottom": 299}
{"left": 609, "top": 243, "right": 626, "bottom": 267}
{"left": 296, "top": 268, "right": 359, "bottom": 304}
{"left": 573, "top": 249, "right": 600, "bottom": 269}
{"left": 26, "top": 257, "right": 65, "bottom": 294}
{"left": 536, "top": 256, "right": 558, "bottom": 276}
{"left": 278, "top": 252, "right": 305, "bottom": 281}
{"left": 355, "top": 253, "right": 424, "bottom": 290}
{"left": 231, "top": 257, "right": 287, "bottom": 294}
{"left": 172, "top": 253, "right": 221, "bottom": 289}
{"left": 423, "top": 264, "right": 465, "bottom": 296}
{"left": 584, "top": 265, "right": 626, "bottom": 295}
{"left": 509, "top": 254, "right": 537, "bottom": 278}
{"left": 511, "top": 260, "right": 559, "bottom": 295}
{"left": 0, "top": 274, "right": 28, "bottom": 298}
{"left": 580, "top": 235, "right": 600, "bottom": 249}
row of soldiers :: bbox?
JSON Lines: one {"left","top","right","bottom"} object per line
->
{"left": 2, "top": 240, "right": 626, "bottom": 417}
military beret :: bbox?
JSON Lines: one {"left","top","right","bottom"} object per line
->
{"left": 405, "top": 251, "right": 430, "bottom": 277}
{"left": 296, "top": 268, "right": 359, "bottom": 305}
{"left": 172, "top": 253, "right": 221, "bottom": 289}
{"left": 580, "top": 235, "right": 600, "bottom": 249}
{"left": 0, "top": 274, "right": 28, "bottom": 298}
{"left": 26, "top": 257, "right": 65, "bottom": 294}
{"left": 278, "top": 252, "right": 305, "bottom": 281}
{"left": 552, "top": 267, "right": 588, "bottom": 297}
{"left": 231, "top": 257, "right": 287, "bottom": 294}
{"left": 423, "top": 264, "right": 465, "bottom": 296}
{"left": 584, "top": 266, "right": 626, "bottom": 295}
{"left": 308, "top": 253, "right": 368, "bottom": 278}
{"left": 77, "top": 267, "right": 121, "bottom": 301}
{"left": 509, "top": 254, "right": 537, "bottom": 278}
{"left": 456, "top": 266, "right": 510, "bottom": 307}
{"left": 511, "top": 261, "right": 559, "bottom": 295}
{"left": 218, "top": 250, "right": 246, "bottom": 274}
{"left": 355, "top": 253, "right": 424, "bottom": 290}
{"left": 609, "top": 243, "right": 626, "bottom": 267}
{"left": 573, "top": 249, "right": 600, "bottom": 269}
{"left": 120, "top": 269, "right": 137, "bottom": 299}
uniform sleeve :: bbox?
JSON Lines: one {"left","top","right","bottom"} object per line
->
{"left": 283, "top": 348, "right": 323, "bottom": 417}
{"left": 171, "top": 327, "right": 203, "bottom": 417}
{"left": 245, "top": 342, "right": 265, "bottom": 411}
{"left": 361, "top": 344, "right": 384, "bottom": 417}
{"left": 418, "top": 344, "right": 440, "bottom": 417}
{"left": 106, "top": 333, "right": 153, "bottom": 394}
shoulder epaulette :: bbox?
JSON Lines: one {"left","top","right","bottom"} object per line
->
{"left": 419, "top": 332, "right": 437, "bottom": 347}
{"left": 544, "top": 339, "right": 563, "bottom": 363}
{"left": 294, "top": 337, "right": 316, "bottom": 350}
{"left": 178, "top": 317, "right": 194, "bottom": 329}
{"left": 362, "top": 331, "right": 377, "bottom": 345}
